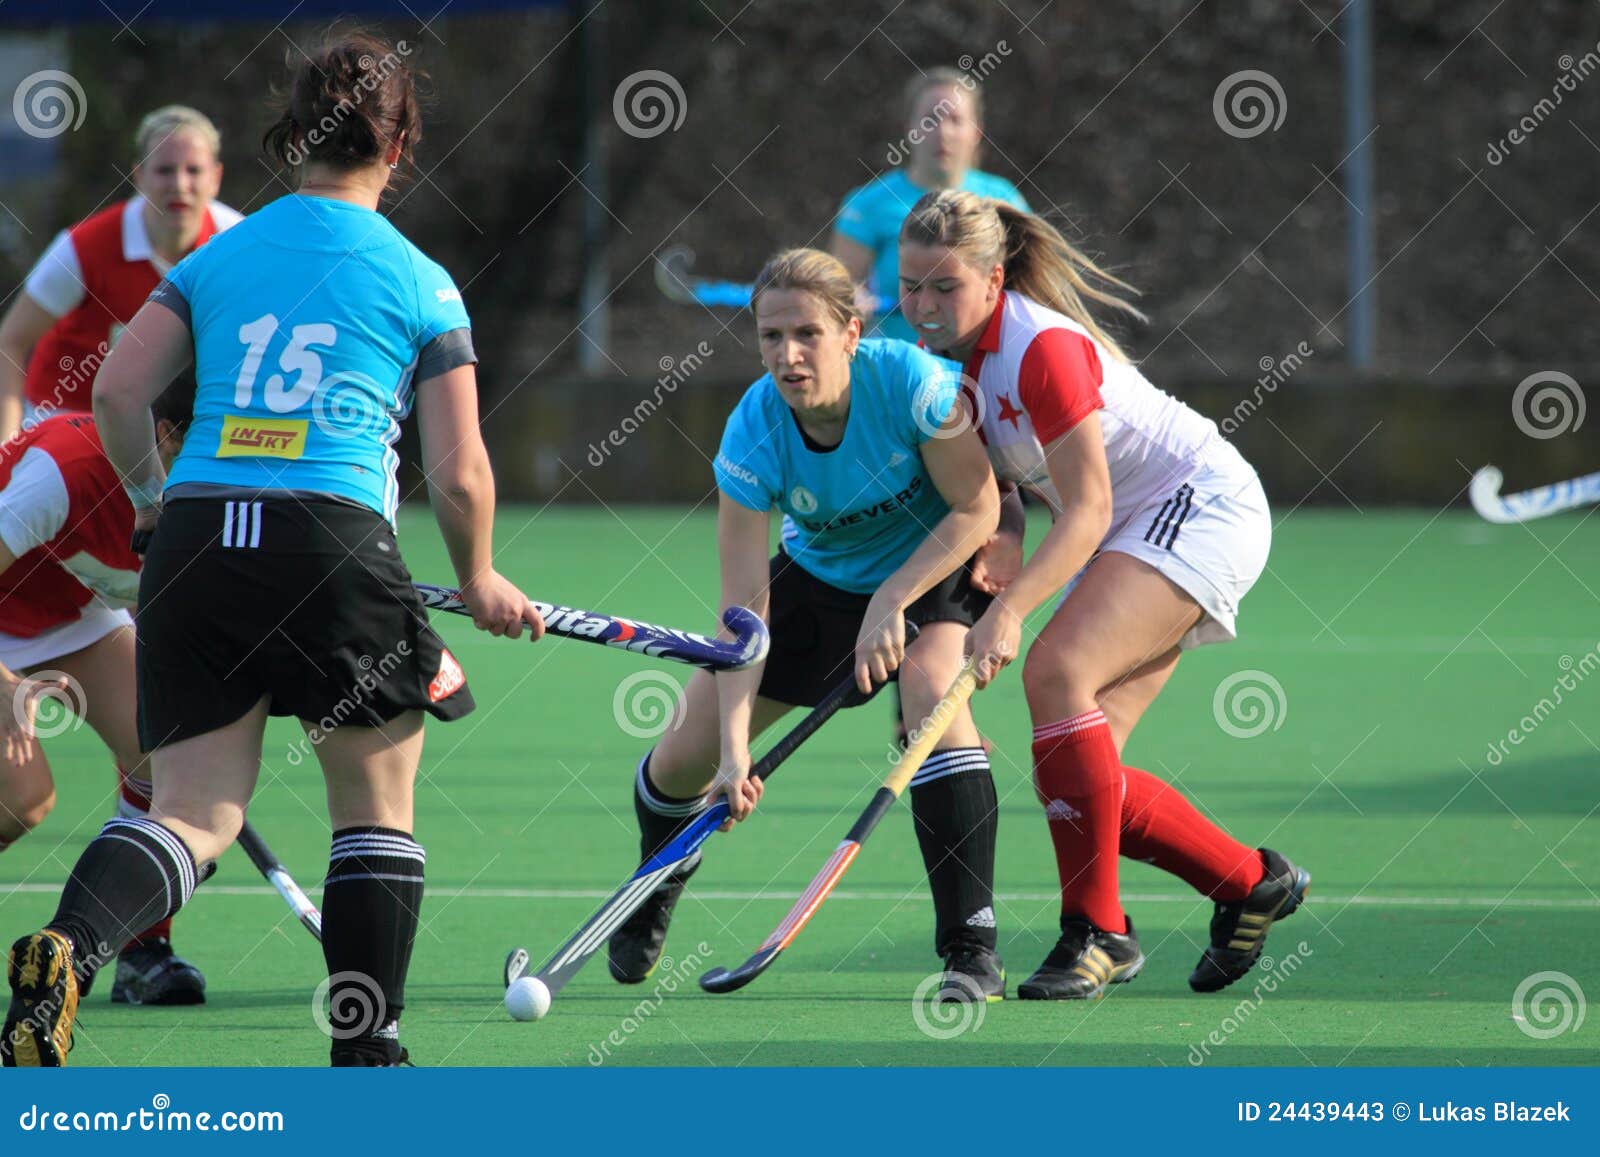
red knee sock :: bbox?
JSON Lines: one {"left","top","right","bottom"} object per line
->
{"left": 1120, "top": 765, "right": 1265, "bottom": 901}
{"left": 115, "top": 764, "right": 174, "bottom": 947}
{"left": 1032, "top": 709, "right": 1126, "bottom": 933}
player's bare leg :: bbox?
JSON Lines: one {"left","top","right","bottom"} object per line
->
{"left": 610, "top": 670, "right": 792, "bottom": 984}
{"left": 897, "top": 622, "right": 1004, "bottom": 1002}
{"left": 33, "top": 627, "right": 207, "bottom": 1005}
{"left": 310, "top": 710, "right": 425, "bottom": 1066}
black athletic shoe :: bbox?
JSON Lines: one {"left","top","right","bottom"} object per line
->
{"left": 330, "top": 1021, "right": 409, "bottom": 1066}
{"left": 111, "top": 939, "right": 206, "bottom": 1006}
{"left": 1017, "top": 915, "right": 1144, "bottom": 1000}
{"left": 3, "top": 930, "right": 79, "bottom": 1067}
{"left": 936, "top": 942, "right": 1005, "bottom": 1003}
{"left": 608, "top": 859, "right": 699, "bottom": 985}
{"left": 1189, "top": 848, "right": 1310, "bottom": 993}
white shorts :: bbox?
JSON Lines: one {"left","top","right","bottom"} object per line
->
{"left": 0, "top": 604, "right": 132, "bottom": 671}
{"left": 1100, "top": 451, "right": 1271, "bottom": 650}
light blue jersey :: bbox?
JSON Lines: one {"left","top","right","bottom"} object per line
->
{"left": 714, "top": 339, "right": 959, "bottom": 594}
{"left": 835, "top": 168, "right": 1029, "bottom": 344}
{"left": 158, "top": 194, "right": 474, "bottom": 523}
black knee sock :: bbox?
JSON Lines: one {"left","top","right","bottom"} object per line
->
{"left": 49, "top": 817, "right": 199, "bottom": 986}
{"left": 633, "top": 753, "right": 706, "bottom": 877}
{"left": 321, "top": 827, "right": 424, "bottom": 1048}
{"left": 909, "top": 748, "right": 999, "bottom": 955}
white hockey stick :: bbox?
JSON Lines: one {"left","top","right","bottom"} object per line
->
{"left": 1469, "top": 466, "right": 1600, "bottom": 524}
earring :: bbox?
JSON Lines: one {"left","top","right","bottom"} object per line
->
{"left": 390, "top": 162, "right": 398, "bottom": 170}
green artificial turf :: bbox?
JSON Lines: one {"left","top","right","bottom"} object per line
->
{"left": 3, "top": 505, "right": 1596, "bottom": 1066}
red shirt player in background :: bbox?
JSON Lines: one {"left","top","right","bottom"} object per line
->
{"left": 0, "top": 105, "right": 240, "bottom": 441}
{"left": 0, "top": 378, "right": 205, "bottom": 1006}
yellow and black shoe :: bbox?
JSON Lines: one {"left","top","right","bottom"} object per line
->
{"left": 1189, "top": 848, "right": 1310, "bottom": 994}
{"left": 1017, "top": 915, "right": 1143, "bottom": 1000}
{"left": 3, "top": 930, "right": 79, "bottom": 1067}
{"left": 607, "top": 860, "right": 699, "bottom": 985}
{"left": 935, "top": 942, "right": 1006, "bottom": 1003}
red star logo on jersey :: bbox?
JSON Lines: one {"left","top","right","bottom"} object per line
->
{"left": 996, "top": 393, "right": 1025, "bottom": 429}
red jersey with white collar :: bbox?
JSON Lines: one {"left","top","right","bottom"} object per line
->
{"left": 961, "top": 291, "right": 1225, "bottom": 535}
{"left": 23, "top": 196, "right": 242, "bottom": 415}
{"left": 0, "top": 414, "right": 140, "bottom": 637}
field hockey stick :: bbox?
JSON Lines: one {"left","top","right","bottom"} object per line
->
{"left": 502, "top": 659, "right": 902, "bottom": 995}
{"left": 1469, "top": 465, "right": 1600, "bottom": 524}
{"left": 700, "top": 664, "right": 978, "bottom": 994}
{"left": 236, "top": 821, "right": 322, "bottom": 942}
{"left": 413, "top": 583, "right": 769, "bottom": 672}
{"left": 654, "top": 245, "right": 888, "bottom": 313}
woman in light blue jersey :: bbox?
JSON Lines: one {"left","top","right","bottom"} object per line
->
{"left": 607, "top": 249, "right": 1011, "bottom": 1003}
{"left": 3, "top": 28, "right": 541, "bottom": 1069}
{"left": 831, "top": 68, "right": 1030, "bottom": 344}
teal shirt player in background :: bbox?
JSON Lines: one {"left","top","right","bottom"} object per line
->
{"left": 830, "top": 68, "right": 1030, "bottom": 345}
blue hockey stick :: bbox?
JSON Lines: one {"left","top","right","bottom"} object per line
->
{"left": 1469, "top": 466, "right": 1600, "bottom": 524}
{"left": 502, "top": 661, "right": 898, "bottom": 996}
{"left": 414, "top": 583, "right": 769, "bottom": 672}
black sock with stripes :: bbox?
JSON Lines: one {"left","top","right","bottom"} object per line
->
{"left": 49, "top": 817, "right": 199, "bottom": 987}
{"left": 634, "top": 753, "right": 706, "bottom": 880}
{"left": 909, "top": 748, "right": 999, "bottom": 956}
{"left": 321, "top": 826, "right": 424, "bottom": 1060}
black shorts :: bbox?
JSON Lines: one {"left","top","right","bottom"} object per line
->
{"left": 756, "top": 552, "right": 991, "bottom": 707}
{"left": 136, "top": 496, "right": 474, "bottom": 751}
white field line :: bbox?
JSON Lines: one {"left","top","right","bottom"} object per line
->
{"left": 1, "top": 883, "right": 1595, "bottom": 908}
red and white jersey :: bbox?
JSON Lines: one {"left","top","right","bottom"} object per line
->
{"left": 960, "top": 291, "right": 1226, "bottom": 537}
{"left": 22, "top": 195, "right": 243, "bottom": 415}
{"left": 0, "top": 414, "right": 140, "bottom": 638}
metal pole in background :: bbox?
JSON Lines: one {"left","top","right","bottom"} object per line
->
{"left": 577, "top": 3, "right": 610, "bottom": 375}
{"left": 1343, "top": 0, "right": 1376, "bottom": 369}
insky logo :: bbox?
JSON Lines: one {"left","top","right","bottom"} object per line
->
{"left": 217, "top": 416, "right": 308, "bottom": 460}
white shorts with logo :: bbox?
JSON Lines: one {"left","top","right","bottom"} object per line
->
{"left": 0, "top": 604, "right": 132, "bottom": 671}
{"left": 1099, "top": 448, "right": 1271, "bottom": 650}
